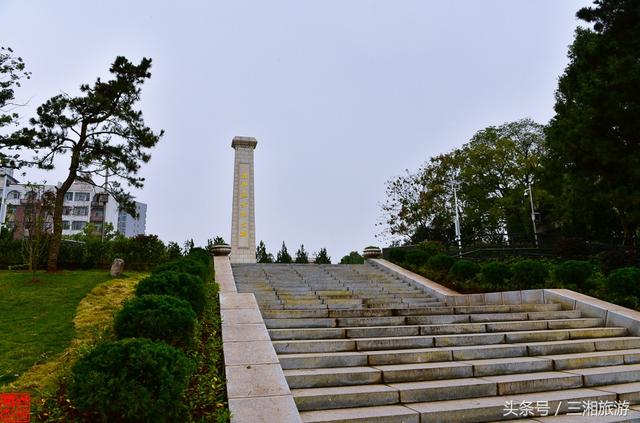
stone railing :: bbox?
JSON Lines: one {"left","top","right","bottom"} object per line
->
{"left": 368, "top": 258, "right": 640, "bottom": 335}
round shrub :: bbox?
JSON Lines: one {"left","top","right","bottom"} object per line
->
{"left": 416, "top": 241, "right": 444, "bottom": 258}
{"left": 406, "top": 250, "right": 430, "bottom": 266}
{"left": 510, "top": 259, "right": 549, "bottom": 289}
{"left": 136, "top": 271, "right": 205, "bottom": 316}
{"left": 480, "top": 261, "right": 512, "bottom": 289}
{"left": 388, "top": 248, "right": 406, "bottom": 263}
{"left": 553, "top": 260, "right": 597, "bottom": 290}
{"left": 187, "top": 247, "right": 212, "bottom": 266}
{"left": 607, "top": 267, "right": 640, "bottom": 297}
{"left": 448, "top": 260, "right": 481, "bottom": 282}
{"left": 153, "top": 257, "right": 209, "bottom": 282}
{"left": 114, "top": 295, "right": 197, "bottom": 349}
{"left": 426, "top": 253, "right": 456, "bottom": 273}
{"left": 69, "top": 338, "right": 192, "bottom": 422}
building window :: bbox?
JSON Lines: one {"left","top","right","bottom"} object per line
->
{"left": 93, "top": 209, "right": 104, "bottom": 219}
{"left": 73, "top": 206, "right": 88, "bottom": 216}
{"left": 64, "top": 192, "right": 74, "bottom": 201}
{"left": 71, "top": 221, "right": 86, "bottom": 230}
{"left": 62, "top": 220, "right": 70, "bottom": 230}
{"left": 8, "top": 190, "right": 20, "bottom": 200}
{"left": 74, "top": 192, "right": 90, "bottom": 202}
{"left": 62, "top": 206, "right": 72, "bottom": 216}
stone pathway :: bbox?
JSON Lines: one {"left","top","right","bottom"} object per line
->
{"left": 232, "top": 263, "right": 640, "bottom": 422}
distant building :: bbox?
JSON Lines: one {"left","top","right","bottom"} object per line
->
{"left": 117, "top": 202, "right": 147, "bottom": 237}
{"left": 0, "top": 170, "right": 147, "bottom": 239}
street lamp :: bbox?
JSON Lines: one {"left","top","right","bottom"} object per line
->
{"left": 526, "top": 181, "right": 539, "bottom": 248}
{"left": 451, "top": 180, "right": 462, "bottom": 256}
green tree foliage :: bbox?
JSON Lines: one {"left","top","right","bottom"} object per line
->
{"left": 0, "top": 46, "right": 31, "bottom": 167}
{"left": 546, "top": 0, "right": 640, "bottom": 245}
{"left": 295, "top": 244, "right": 309, "bottom": 264}
{"left": 276, "top": 241, "right": 292, "bottom": 263}
{"left": 256, "top": 240, "right": 274, "bottom": 263}
{"left": 340, "top": 251, "right": 364, "bottom": 264}
{"left": 6, "top": 57, "right": 163, "bottom": 271}
{"left": 314, "top": 248, "right": 331, "bottom": 264}
{"left": 380, "top": 118, "right": 546, "bottom": 245}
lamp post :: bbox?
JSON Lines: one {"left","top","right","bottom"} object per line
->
{"left": 526, "top": 181, "right": 539, "bottom": 248}
{"left": 452, "top": 180, "right": 462, "bottom": 256}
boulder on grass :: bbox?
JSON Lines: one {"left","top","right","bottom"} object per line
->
{"left": 110, "top": 258, "right": 125, "bottom": 277}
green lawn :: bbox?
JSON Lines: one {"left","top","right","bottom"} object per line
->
{"left": 0, "top": 270, "right": 111, "bottom": 385}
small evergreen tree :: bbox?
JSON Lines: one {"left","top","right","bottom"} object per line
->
{"left": 256, "top": 240, "right": 274, "bottom": 263}
{"left": 295, "top": 244, "right": 309, "bottom": 264}
{"left": 340, "top": 251, "right": 364, "bottom": 264}
{"left": 276, "top": 241, "right": 292, "bottom": 263}
{"left": 314, "top": 247, "right": 331, "bottom": 264}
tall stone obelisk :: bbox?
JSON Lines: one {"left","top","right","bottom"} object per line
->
{"left": 230, "top": 136, "right": 257, "bottom": 263}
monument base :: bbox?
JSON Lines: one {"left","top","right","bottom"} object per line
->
{"left": 230, "top": 249, "right": 256, "bottom": 263}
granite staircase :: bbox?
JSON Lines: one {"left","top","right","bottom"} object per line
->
{"left": 232, "top": 263, "right": 640, "bottom": 422}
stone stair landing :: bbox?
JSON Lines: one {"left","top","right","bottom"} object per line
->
{"left": 232, "top": 263, "right": 640, "bottom": 422}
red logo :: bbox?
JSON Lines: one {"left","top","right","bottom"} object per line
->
{"left": 0, "top": 393, "right": 30, "bottom": 423}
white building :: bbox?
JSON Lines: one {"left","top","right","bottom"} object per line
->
{"left": 0, "top": 169, "right": 147, "bottom": 238}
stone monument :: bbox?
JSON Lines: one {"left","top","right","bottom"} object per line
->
{"left": 230, "top": 136, "right": 257, "bottom": 263}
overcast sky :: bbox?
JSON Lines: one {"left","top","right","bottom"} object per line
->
{"left": 2, "top": 0, "right": 590, "bottom": 260}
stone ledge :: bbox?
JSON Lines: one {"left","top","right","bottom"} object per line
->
{"left": 367, "top": 259, "right": 461, "bottom": 300}
{"left": 214, "top": 255, "right": 301, "bottom": 423}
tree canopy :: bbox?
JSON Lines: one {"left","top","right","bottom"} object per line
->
{"left": 6, "top": 56, "right": 163, "bottom": 270}
{"left": 546, "top": 0, "right": 640, "bottom": 245}
{"left": 276, "top": 241, "right": 292, "bottom": 263}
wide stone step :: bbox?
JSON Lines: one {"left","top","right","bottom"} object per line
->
{"left": 543, "top": 348, "right": 640, "bottom": 370}
{"left": 279, "top": 337, "right": 640, "bottom": 369}
{"left": 285, "top": 367, "right": 382, "bottom": 388}
{"left": 566, "top": 363, "right": 640, "bottom": 386}
{"left": 272, "top": 328, "right": 628, "bottom": 353}
{"left": 293, "top": 369, "right": 611, "bottom": 412}
{"left": 403, "top": 387, "right": 616, "bottom": 423}
{"left": 300, "top": 404, "right": 420, "bottom": 423}
{"left": 265, "top": 310, "right": 589, "bottom": 329}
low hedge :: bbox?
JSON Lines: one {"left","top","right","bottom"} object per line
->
{"left": 510, "top": 259, "right": 549, "bottom": 289}
{"left": 69, "top": 338, "right": 193, "bottom": 422}
{"left": 553, "top": 260, "right": 597, "bottom": 291}
{"left": 448, "top": 260, "right": 480, "bottom": 282}
{"left": 153, "top": 257, "right": 209, "bottom": 282}
{"left": 135, "top": 271, "right": 206, "bottom": 316}
{"left": 114, "top": 295, "right": 197, "bottom": 350}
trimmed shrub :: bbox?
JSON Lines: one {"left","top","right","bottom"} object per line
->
{"left": 607, "top": 267, "right": 640, "bottom": 298}
{"left": 555, "top": 237, "right": 589, "bottom": 260}
{"left": 114, "top": 295, "right": 197, "bottom": 349}
{"left": 69, "top": 338, "right": 192, "bottom": 422}
{"left": 416, "top": 241, "right": 444, "bottom": 258}
{"left": 136, "top": 271, "right": 206, "bottom": 316}
{"left": 599, "top": 249, "right": 638, "bottom": 274}
{"left": 510, "top": 260, "right": 549, "bottom": 289}
{"left": 480, "top": 261, "right": 512, "bottom": 289}
{"left": 449, "top": 260, "right": 480, "bottom": 282}
{"left": 154, "top": 257, "right": 209, "bottom": 282}
{"left": 426, "top": 253, "right": 456, "bottom": 273}
{"left": 187, "top": 247, "right": 212, "bottom": 266}
{"left": 110, "top": 234, "right": 168, "bottom": 270}
{"left": 553, "top": 260, "right": 597, "bottom": 291}
{"left": 57, "top": 241, "right": 87, "bottom": 269}
{"left": 388, "top": 248, "right": 406, "bottom": 263}
{"left": 405, "top": 250, "right": 430, "bottom": 266}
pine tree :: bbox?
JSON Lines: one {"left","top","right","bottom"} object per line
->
{"left": 256, "top": 240, "right": 274, "bottom": 263}
{"left": 314, "top": 248, "right": 331, "bottom": 264}
{"left": 295, "top": 244, "right": 309, "bottom": 263}
{"left": 6, "top": 56, "right": 162, "bottom": 270}
{"left": 276, "top": 241, "right": 292, "bottom": 263}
